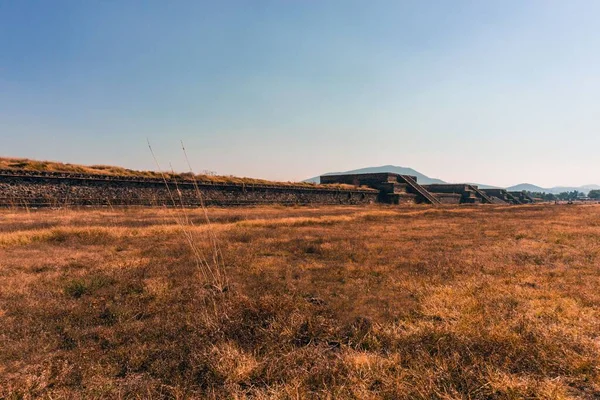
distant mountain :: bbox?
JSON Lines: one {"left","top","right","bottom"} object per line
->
{"left": 506, "top": 183, "right": 548, "bottom": 193}
{"left": 583, "top": 185, "right": 600, "bottom": 190}
{"left": 467, "top": 183, "right": 501, "bottom": 190}
{"left": 507, "top": 183, "right": 599, "bottom": 194}
{"left": 553, "top": 184, "right": 600, "bottom": 193}
{"left": 304, "top": 165, "right": 446, "bottom": 185}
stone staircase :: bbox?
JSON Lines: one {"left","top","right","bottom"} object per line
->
{"left": 468, "top": 185, "right": 494, "bottom": 204}
{"left": 399, "top": 175, "right": 441, "bottom": 205}
{"left": 505, "top": 191, "right": 522, "bottom": 205}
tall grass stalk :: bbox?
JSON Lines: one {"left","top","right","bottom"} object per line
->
{"left": 147, "top": 139, "right": 227, "bottom": 291}
{"left": 181, "top": 141, "right": 227, "bottom": 289}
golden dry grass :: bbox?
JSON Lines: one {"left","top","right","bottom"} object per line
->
{"left": 1, "top": 204, "right": 600, "bottom": 399}
{"left": 0, "top": 157, "right": 362, "bottom": 189}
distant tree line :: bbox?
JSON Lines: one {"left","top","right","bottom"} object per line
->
{"left": 526, "top": 191, "right": 558, "bottom": 201}
{"left": 589, "top": 190, "right": 600, "bottom": 199}
{"left": 525, "top": 190, "right": 600, "bottom": 201}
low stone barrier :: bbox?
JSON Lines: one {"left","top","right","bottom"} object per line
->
{"left": 0, "top": 170, "right": 378, "bottom": 208}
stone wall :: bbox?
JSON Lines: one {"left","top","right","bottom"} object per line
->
{"left": 482, "top": 189, "right": 519, "bottom": 204}
{"left": 433, "top": 193, "right": 462, "bottom": 204}
{"left": 0, "top": 170, "right": 378, "bottom": 208}
{"left": 423, "top": 184, "right": 483, "bottom": 204}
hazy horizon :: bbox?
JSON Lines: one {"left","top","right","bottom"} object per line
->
{"left": 2, "top": 1, "right": 599, "bottom": 187}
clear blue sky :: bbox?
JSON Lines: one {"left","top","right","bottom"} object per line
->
{"left": 1, "top": 1, "right": 599, "bottom": 187}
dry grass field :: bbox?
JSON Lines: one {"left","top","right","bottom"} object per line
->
{"left": 1, "top": 204, "right": 600, "bottom": 399}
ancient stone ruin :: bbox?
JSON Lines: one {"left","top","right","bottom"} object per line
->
{"left": 321, "top": 173, "right": 529, "bottom": 205}
{"left": 0, "top": 169, "right": 532, "bottom": 208}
